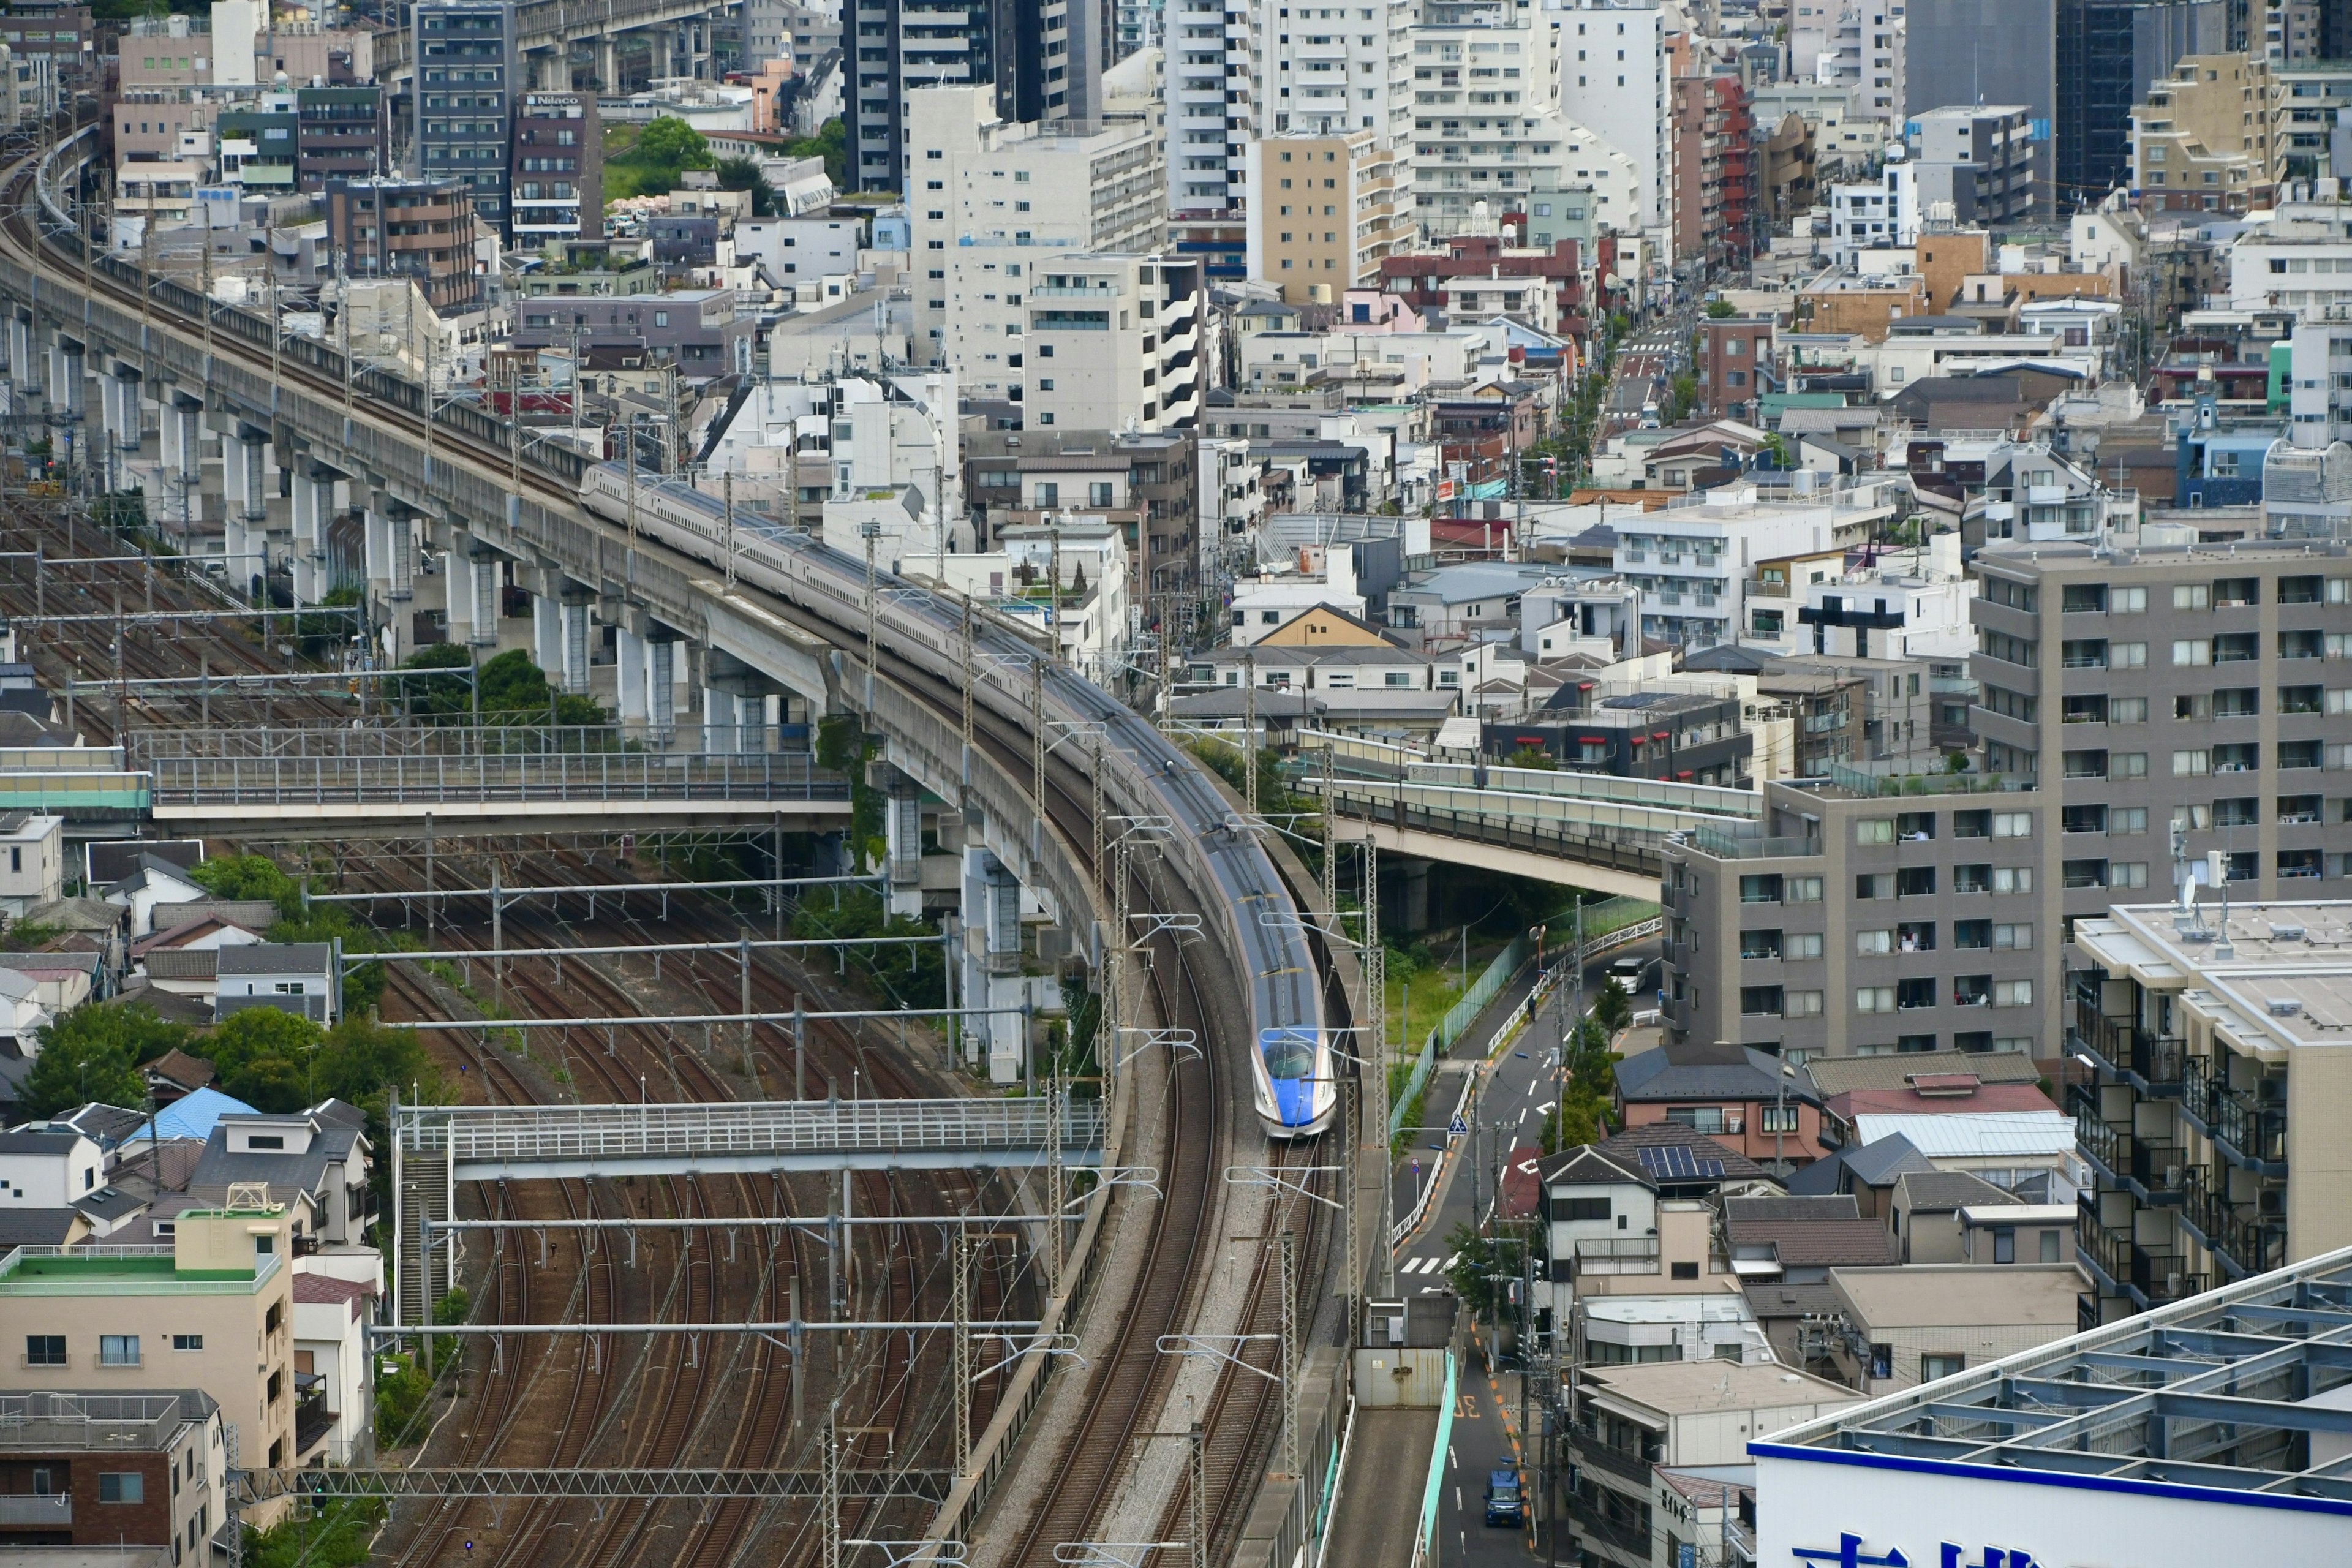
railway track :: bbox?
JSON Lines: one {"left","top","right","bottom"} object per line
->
{"left": 0, "top": 137, "right": 1355, "bottom": 1564}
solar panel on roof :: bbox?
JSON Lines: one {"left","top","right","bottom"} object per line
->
{"left": 1635, "top": 1144, "right": 1725, "bottom": 1180}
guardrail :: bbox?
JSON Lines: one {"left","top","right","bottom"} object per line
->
{"left": 1411, "top": 1351, "right": 1457, "bottom": 1568}
{"left": 399, "top": 1098, "right": 1104, "bottom": 1164}
{"left": 143, "top": 751, "right": 848, "bottom": 808}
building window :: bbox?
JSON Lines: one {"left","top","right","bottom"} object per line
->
{"left": 99, "top": 1335, "right": 141, "bottom": 1366}
{"left": 1920, "top": 1353, "right": 1966, "bottom": 1382}
{"left": 172, "top": 1334, "right": 203, "bottom": 1352}
{"left": 99, "top": 1474, "right": 145, "bottom": 1504}
{"left": 24, "top": 1335, "right": 64, "bottom": 1366}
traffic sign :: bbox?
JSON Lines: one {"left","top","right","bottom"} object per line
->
{"left": 1447, "top": 1115, "right": 1469, "bottom": 1138}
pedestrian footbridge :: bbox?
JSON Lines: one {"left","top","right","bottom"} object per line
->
{"left": 123, "top": 728, "right": 851, "bottom": 837}
{"left": 394, "top": 1096, "right": 1107, "bottom": 1182}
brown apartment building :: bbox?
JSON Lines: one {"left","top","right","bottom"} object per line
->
{"left": 325, "top": 176, "right": 483, "bottom": 312}
{"left": 1244, "top": 130, "right": 1414, "bottom": 304}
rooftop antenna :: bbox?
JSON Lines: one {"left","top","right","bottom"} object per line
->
{"left": 2212, "top": 843, "right": 2234, "bottom": 961}
{"left": 2170, "top": 821, "right": 2204, "bottom": 939}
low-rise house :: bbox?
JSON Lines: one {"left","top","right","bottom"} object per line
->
{"left": 1886, "top": 1169, "right": 2022, "bottom": 1262}
{"left": 102, "top": 859, "right": 209, "bottom": 940}
{"left": 1562, "top": 1359, "right": 1861, "bottom": 1568}
{"left": 0, "top": 812, "right": 64, "bottom": 915}
{"left": 0, "top": 1390, "right": 225, "bottom": 1561}
{"left": 1808, "top": 1263, "right": 2082, "bottom": 1394}
{"left": 1538, "top": 1126, "right": 1774, "bottom": 1337}
{"left": 214, "top": 944, "right": 336, "bottom": 1025}
{"left": 139, "top": 1050, "right": 216, "bottom": 1107}
{"left": 1784, "top": 1133, "right": 1936, "bottom": 1219}
{"left": 1845, "top": 1107, "right": 2080, "bottom": 1204}
{"left": 190, "top": 1103, "right": 371, "bottom": 1249}
{"left": 290, "top": 1272, "right": 372, "bottom": 1464}
{"left": 0, "top": 1197, "right": 304, "bottom": 1510}
{"left": 0, "top": 949, "right": 100, "bottom": 1017}
{"left": 0, "top": 1128, "right": 105, "bottom": 1206}
{"left": 1720, "top": 1194, "right": 1902, "bottom": 1285}
{"left": 1613, "top": 1046, "right": 1826, "bottom": 1172}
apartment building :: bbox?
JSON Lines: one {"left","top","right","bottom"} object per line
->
{"left": 1969, "top": 538, "right": 2352, "bottom": 919}
{"left": 512, "top": 289, "right": 754, "bottom": 380}
{"left": 1553, "top": 0, "right": 1670, "bottom": 233}
{"left": 1909, "top": 104, "right": 2036, "bottom": 227}
{"left": 962, "top": 427, "right": 1201, "bottom": 600}
{"left": 1564, "top": 1360, "right": 1860, "bottom": 1568}
{"left": 1695, "top": 316, "right": 1771, "bottom": 420}
{"left": 1408, "top": 13, "right": 1575, "bottom": 232}
{"left": 2226, "top": 197, "right": 2352, "bottom": 314}
{"left": 1662, "top": 775, "right": 2049, "bottom": 1065}
{"left": 906, "top": 88, "right": 1165, "bottom": 360}
{"left": 324, "top": 176, "right": 483, "bottom": 314}
{"left": 294, "top": 84, "right": 386, "bottom": 190}
{"left": 0, "top": 1390, "right": 224, "bottom": 1564}
{"left": 1164, "top": 0, "right": 1256, "bottom": 221}
{"left": 0, "top": 1202, "right": 300, "bottom": 1521}
{"left": 2130, "top": 53, "right": 2278, "bottom": 215}
{"left": 1242, "top": 131, "right": 1412, "bottom": 304}
{"left": 850, "top": 0, "right": 1097, "bottom": 194}
{"left": 944, "top": 252, "right": 1201, "bottom": 435}
{"left": 2070, "top": 899, "right": 2345, "bottom": 1325}
{"left": 1611, "top": 488, "right": 1884, "bottom": 651}
{"left": 1262, "top": 0, "right": 1414, "bottom": 144}
{"left": 510, "top": 91, "right": 601, "bottom": 246}
{"left": 413, "top": 1, "right": 518, "bottom": 238}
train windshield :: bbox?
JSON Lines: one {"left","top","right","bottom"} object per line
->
{"left": 1261, "top": 1029, "right": 1316, "bottom": 1079}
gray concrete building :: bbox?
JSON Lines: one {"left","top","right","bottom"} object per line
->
{"left": 1662, "top": 537, "right": 2352, "bottom": 1073}
{"left": 513, "top": 289, "right": 754, "bottom": 380}
{"left": 413, "top": 0, "right": 518, "bottom": 239}
{"left": 1907, "top": 105, "right": 2036, "bottom": 227}
{"left": 1904, "top": 0, "right": 2052, "bottom": 210}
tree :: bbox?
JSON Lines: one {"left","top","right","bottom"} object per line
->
{"left": 715, "top": 155, "right": 781, "bottom": 218}
{"left": 1705, "top": 298, "right": 1736, "bottom": 319}
{"left": 190, "top": 853, "right": 301, "bottom": 915}
{"left": 19, "top": 1003, "right": 190, "bottom": 1117}
{"left": 475, "top": 648, "right": 607, "bottom": 727}
{"left": 1503, "top": 744, "right": 1558, "bottom": 771}
{"left": 1594, "top": 975, "right": 1634, "bottom": 1036}
{"left": 208, "top": 1007, "right": 328, "bottom": 1112}
{"left": 636, "top": 115, "right": 712, "bottom": 172}
{"left": 396, "top": 643, "right": 477, "bottom": 720}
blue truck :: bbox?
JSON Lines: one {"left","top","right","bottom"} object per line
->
{"left": 1483, "top": 1466, "right": 1525, "bottom": 1527}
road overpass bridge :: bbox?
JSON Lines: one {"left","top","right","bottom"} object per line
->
{"left": 1298, "top": 732, "right": 1758, "bottom": 897}
{"left": 375, "top": 0, "right": 731, "bottom": 93}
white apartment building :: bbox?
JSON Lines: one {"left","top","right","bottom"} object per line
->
{"left": 1261, "top": 0, "right": 1414, "bottom": 143}
{"left": 2286, "top": 315, "right": 2352, "bottom": 446}
{"left": 1408, "top": 13, "right": 1574, "bottom": 230}
{"left": 1561, "top": 124, "right": 1643, "bottom": 235}
{"left": 1612, "top": 488, "right": 1863, "bottom": 649}
{"left": 2227, "top": 200, "right": 2352, "bottom": 315}
{"left": 1828, "top": 153, "right": 1918, "bottom": 263}
{"left": 1551, "top": 0, "right": 1670, "bottom": 233}
{"left": 945, "top": 252, "right": 1204, "bottom": 433}
{"left": 1166, "top": 0, "right": 1256, "bottom": 216}
{"left": 905, "top": 87, "right": 1166, "bottom": 360}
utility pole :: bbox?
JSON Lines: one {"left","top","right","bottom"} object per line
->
{"left": 820, "top": 1402, "right": 841, "bottom": 1568}
{"left": 1242, "top": 646, "right": 1257, "bottom": 817}
{"left": 1366, "top": 839, "right": 1391, "bottom": 1297}
{"left": 951, "top": 1227, "right": 972, "bottom": 1479}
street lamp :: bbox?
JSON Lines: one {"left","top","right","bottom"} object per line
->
{"left": 1773, "top": 1057, "right": 1796, "bottom": 1176}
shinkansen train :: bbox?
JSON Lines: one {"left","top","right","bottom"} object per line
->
{"left": 577, "top": 464, "right": 1335, "bottom": 1139}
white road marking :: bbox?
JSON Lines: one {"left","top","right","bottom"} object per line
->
{"left": 1445, "top": 1252, "right": 1460, "bottom": 1268}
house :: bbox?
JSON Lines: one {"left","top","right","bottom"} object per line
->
{"left": 140, "top": 1049, "right": 217, "bottom": 1106}
{"left": 0, "top": 1197, "right": 309, "bottom": 1510}
{"left": 145, "top": 900, "right": 280, "bottom": 938}
{"left": 1562, "top": 1359, "right": 1861, "bottom": 1568}
{"left": 0, "top": 1127, "right": 105, "bottom": 1205}
{"left": 0, "top": 1390, "right": 225, "bottom": 1559}
{"left": 143, "top": 1088, "right": 262, "bottom": 1150}
{"left": 290, "top": 1271, "right": 374, "bottom": 1464}
{"left": 214, "top": 944, "right": 336, "bottom": 1024}
{"left": 189, "top": 1102, "right": 372, "bottom": 1247}
{"left": 1810, "top": 1264, "right": 2083, "bottom": 1395}
{"left": 1613, "top": 1044, "right": 1827, "bottom": 1170}
{"left": 1720, "top": 1194, "right": 1902, "bottom": 1285}
{"left": 1845, "top": 1108, "right": 2080, "bottom": 1204}
{"left": 0, "top": 968, "right": 51, "bottom": 1052}
{"left": 103, "top": 858, "right": 211, "bottom": 940}
{"left": 0, "top": 949, "right": 101, "bottom": 1017}
{"left": 0, "top": 812, "right": 63, "bottom": 916}
{"left": 1887, "top": 1169, "right": 2022, "bottom": 1262}
{"left": 1784, "top": 1132, "right": 1936, "bottom": 1219}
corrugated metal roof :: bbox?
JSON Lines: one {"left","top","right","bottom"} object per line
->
{"left": 1849, "top": 1110, "right": 2075, "bottom": 1159}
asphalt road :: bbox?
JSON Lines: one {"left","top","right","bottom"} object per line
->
{"left": 1389, "top": 936, "right": 1663, "bottom": 1564}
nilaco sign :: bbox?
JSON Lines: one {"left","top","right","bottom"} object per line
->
{"left": 1754, "top": 1444, "right": 2352, "bottom": 1566}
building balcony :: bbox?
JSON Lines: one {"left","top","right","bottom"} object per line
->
{"left": 1567, "top": 1426, "right": 1658, "bottom": 1487}
{"left": 1574, "top": 1237, "right": 1662, "bottom": 1276}
{"left": 2180, "top": 1165, "right": 2288, "bottom": 1280}
{"left": 0, "top": 1495, "right": 72, "bottom": 1526}
{"left": 2182, "top": 1057, "right": 2287, "bottom": 1174}
{"left": 1566, "top": 1495, "right": 1653, "bottom": 1562}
